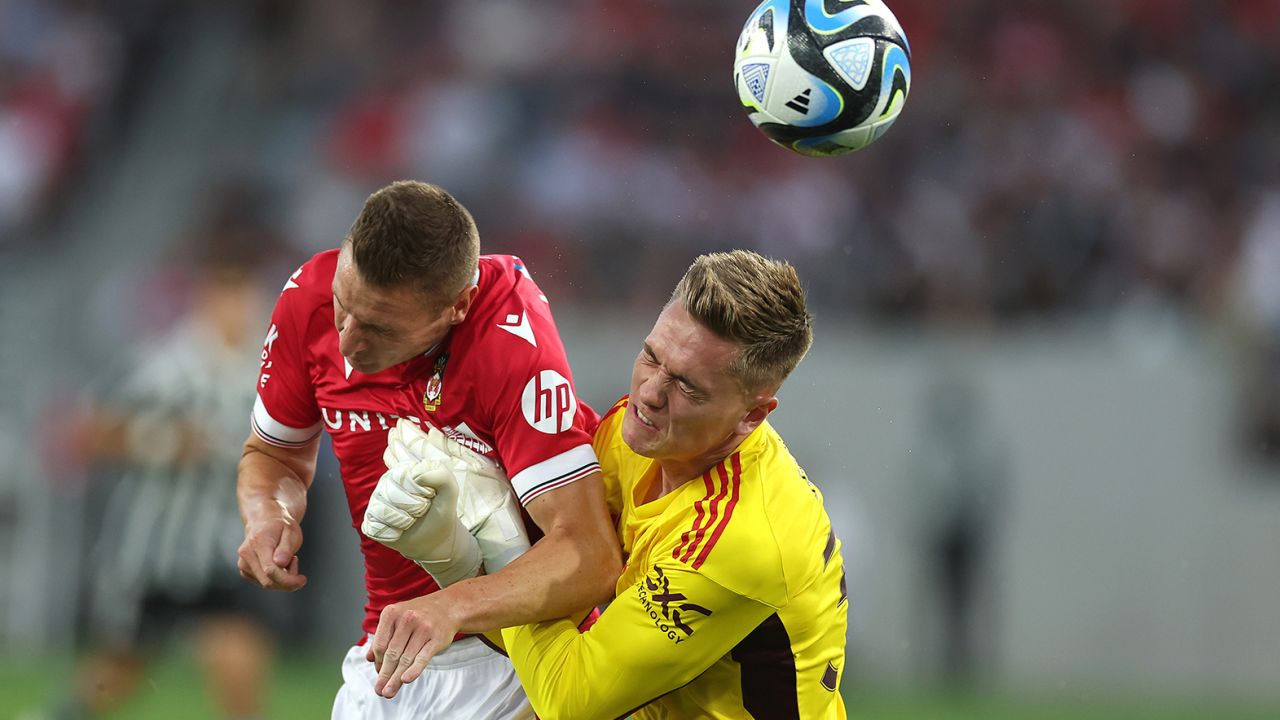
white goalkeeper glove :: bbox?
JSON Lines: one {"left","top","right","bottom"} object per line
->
{"left": 383, "top": 420, "right": 531, "bottom": 574}
{"left": 361, "top": 458, "right": 482, "bottom": 587}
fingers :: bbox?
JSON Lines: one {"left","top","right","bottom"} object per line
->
{"left": 369, "top": 490, "right": 420, "bottom": 529}
{"left": 397, "top": 419, "right": 430, "bottom": 446}
{"left": 238, "top": 553, "right": 270, "bottom": 587}
{"left": 384, "top": 438, "right": 419, "bottom": 469}
{"left": 369, "top": 607, "right": 440, "bottom": 699}
{"left": 237, "top": 548, "right": 307, "bottom": 591}
{"left": 237, "top": 525, "right": 308, "bottom": 591}
{"left": 362, "top": 466, "right": 438, "bottom": 542}
{"left": 283, "top": 556, "right": 308, "bottom": 590}
{"left": 397, "top": 650, "right": 434, "bottom": 688}
{"left": 238, "top": 532, "right": 284, "bottom": 589}
{"left": 382, "top": 438, "right": 399, "bottom": 470}
{"left": 376, "top": 630, "right": 434, "bottom": 699}
{"left": 369, "top": 599, "right": 456, "bottom": 700}
{"left": 385, "top": 420, "right": 435, "bottom": 469}
{"left": 425, "top": 427, "right": 471, "bottom": 469}
{"left": 272, "top": 520, "right": 303, "bottom": 567}
{"left": 408, "top": 462, "right": 457, "bottom": 497}
{"left": 381, "top": 474, "right": 435, "bottom": 517}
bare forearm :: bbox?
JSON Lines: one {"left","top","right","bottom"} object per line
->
{"left": 442, "top": 528, "right": 620, "bottom": 633}
{"left": 237, "top": 444, "right": 311, "bottom": 526}
{"left": 235, "top": 435, "right": 318, "bottom": 591}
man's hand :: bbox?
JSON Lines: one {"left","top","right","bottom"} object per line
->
{"left": 237, "top": 433, "right": 317, "bottom": 592}
{"left": 362, "top": 458, "right": 482, "bottom": 587}
{"left": 365, "top": 593, "right": 461, "bottom": 699}
{"left": 237, "top": 508, "right": 307, "bottom": 591}
{"left": 384, "top": 420, "right": 531, "bottom": 573}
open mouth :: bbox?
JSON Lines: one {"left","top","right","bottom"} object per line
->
{"left": 633, "top": 404, "right": 658, "bottom": 429}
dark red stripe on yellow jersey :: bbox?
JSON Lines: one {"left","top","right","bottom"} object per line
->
{"left": 692, "top": 454, "right": 742, "bottom": 569}
{"left": 598, "top": 396, "right": 629, "bottom": 425}
{"left": 673, "top": 454, "right": 742, "bottom": 568}
{"left": 673, "top": 471, "right": 716, "bottom": 562}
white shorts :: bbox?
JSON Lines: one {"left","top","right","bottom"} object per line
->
{"left": 331, "top": 636, "right": 534, "bottom": 720}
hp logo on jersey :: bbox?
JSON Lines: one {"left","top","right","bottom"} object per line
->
{"left": 522, "top": 370, "right": 577, "bottom": 434}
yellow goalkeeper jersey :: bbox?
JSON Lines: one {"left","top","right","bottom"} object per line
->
{"left": 502, "top": 397, "right": 848, "bottom": 719}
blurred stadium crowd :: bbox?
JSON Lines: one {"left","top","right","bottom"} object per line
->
{"left": 5, "top": 0, "right": 1277, "bottom": 318}
{"left": 0, "top": 0, "right": 179, "bottom": 240}
{"left": 8, "top": 0, "right": 1279, "bottom": 455}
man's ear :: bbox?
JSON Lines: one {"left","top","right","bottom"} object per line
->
{"left": 736, "top": 396, "right": 779, "bottom": 436}
{"left": 449, "top": 284, "right": 479, "bottom": 325}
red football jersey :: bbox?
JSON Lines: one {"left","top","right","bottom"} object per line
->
{"left": 251, "top": 249, "right": 600, "bottom": 636}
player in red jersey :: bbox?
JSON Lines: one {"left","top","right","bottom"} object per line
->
{"left": 235, "top": 181, "right": 621, "bottom": 718}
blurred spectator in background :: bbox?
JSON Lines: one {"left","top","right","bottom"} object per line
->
{"left": 1230, "top": 189, "right": 1280, "bottom": 465}
{"left": 7, "top": 0, "right": 1280, "bottom": 326}
{"left": 213, "top": 0, "right": 1276, "bottom": 332}
{"left": 31, "top": 195, "right": 283, "bottom": 720}
{"left": 907, "top": 368, "right": 1008, "bottom": 687}
{"left": 0, "top": 0, "right": 121, "bottom": 242}
{"left": 0, "top": 0, "right": 179, "bottom": 249}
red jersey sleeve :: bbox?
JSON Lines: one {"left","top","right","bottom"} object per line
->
{"left": 482, "top": 303, "right": 600, "bottom": 507}
{"left": 250, "top": 265, "right": 324, "bottom": 448}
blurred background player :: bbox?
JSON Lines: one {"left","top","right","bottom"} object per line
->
{"left": 237, "top": 180, "right": 620, "bottom": 718}
{"left": 34, "top": 190, "right": 283, "bottom": 720}
{"left": 906, "top": 367, "right": 1008, "bottom": 688}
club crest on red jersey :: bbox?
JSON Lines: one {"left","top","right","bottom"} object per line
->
{"left": 422, "top": 354, "right": 449, "bottom": 412}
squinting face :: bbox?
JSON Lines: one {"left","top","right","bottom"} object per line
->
{"left": 621, "top": 303, "right": 774, "bottom": 476}
{"left": 332, "top": 247, "right": 461, "bottom": 374}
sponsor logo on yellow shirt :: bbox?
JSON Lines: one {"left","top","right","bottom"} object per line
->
{"left": 635, "top": 566, "right": 712, "bottom": 645}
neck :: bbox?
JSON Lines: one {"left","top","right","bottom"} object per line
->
{"left": 653, "top": 430, "right": 751, "bottom": 499}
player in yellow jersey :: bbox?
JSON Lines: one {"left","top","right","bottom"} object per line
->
{"left": 366, "top": 250, "right": 848, "bottom": 718}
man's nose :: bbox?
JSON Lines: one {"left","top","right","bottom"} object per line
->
{"left": 634, "top": 371, "right": 665, "bottom": 409}
{"left": 337, "top": 323, "right": 364, "bottom": 356}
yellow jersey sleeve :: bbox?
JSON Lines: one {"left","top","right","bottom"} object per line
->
{"left": 501, "top": 559, "right": 777, "bottom": 720}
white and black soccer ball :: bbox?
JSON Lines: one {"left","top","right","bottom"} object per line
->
{"left": 733, "top": 0, "right": 911, "bottom": 157}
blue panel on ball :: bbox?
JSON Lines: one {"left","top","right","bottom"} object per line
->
{"left": 803, "top": 0, "right": 880, "bottom": 34}
{"left": 825, "top": 37, "right": 875, "bottom": 90}
{"left": 878, "top": 44, "right": 911, "bottom": 105}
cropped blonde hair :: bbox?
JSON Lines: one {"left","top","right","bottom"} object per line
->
{"left": 671, "top": 250, "right": 813, "bottom": 393}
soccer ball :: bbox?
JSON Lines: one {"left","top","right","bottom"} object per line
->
{"left": 733, "top": 0, "right": 911, "bottom": 157}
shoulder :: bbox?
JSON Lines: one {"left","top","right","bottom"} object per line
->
{"left": 474, "top": 255, "right": 544, "bottom": 313}
{"left": 592, "top": 396, "right": 633, "bottom": 508}
{"left": 592, "top": 396, "right": 630, "bottom": 453}
{"left": 460, "top": 255, "right": 574, "bottom": 382}
{"left": 674, "top": 426, "right": 829, "bottom": 608}
{"left": 274, "top": 250, "right": 339, "bottom": 314}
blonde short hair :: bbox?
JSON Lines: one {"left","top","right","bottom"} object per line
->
{"left": 671, "top": 250, "right": 813, "bottom": 393}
